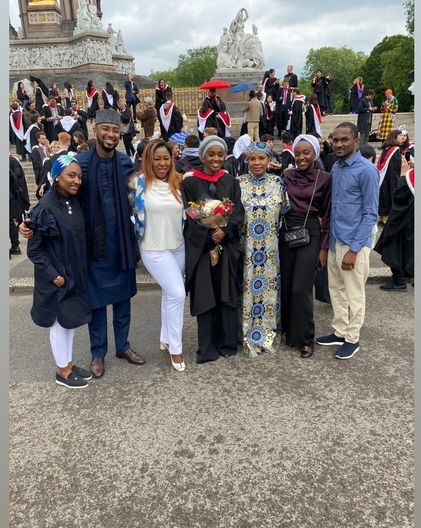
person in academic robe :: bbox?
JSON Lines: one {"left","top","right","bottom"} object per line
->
{"left": 85, "top": 80, "right": 99, "bottom": 122}
{"left": 33, "top": 80, "right": 48, "bottom": 114}
{"left": 16, "top": 82, "right": 30, "bottom": 110}
{"left": 215, "top": 100, "right": 232, "bottom": 139}
{"left": 42, "top": 97, "right": 64, "bottom": 142}
{"left": 63, "top": 81, "right": 74, "bottom": 110}
{"left": 48, "top": 83, "right": 61, "bottom": 104}
{"left": 276, "top": 79, "right": 292, "bottom": 137}
{"left": 27, "top": 154, "right": 92, "bottom": 389}
{"left": 264, "top": 94, "right": 277, "bottom": 135}
{"left": 377, "top": 129, "right": 406, "bottom": 220}
{"left": 102, "top": 82, "right": 120, "bottom": 110}
{"left": 9, "top": 154, "right": 30, "bottom": 257}
{"left": 118, "top": 100, "right": 136, "bottom": 156}
{"left": 155, "top": 79, "right": 172, "bottom": 112}
{"left": 70, "top": 100, "right": 89, "bottom": 139}
{"left": 9, "top": 102, "right": 27, "bottom": 161}
{"left": 31, "top": 131, "right": 49, "bottom": 185}
{"left": 24, "top": 113, "right": 43, "bottom": 158}
{"left": 23, "top": 101, "right": 38, "bottom": 131}
{"left": 59, "top": 108, "right": 84, "bottom": 140}
{"left": 261, "top": 69, "right": 278, "bottom": 99}
{"left": 311, "top": 70, "right": 328, "bottom": 114}
{"left": 349, "top": 77, "right": 364, "bottom": 114}
{"left": 182, "top": 136, "right": 245, "bottom": 364}
{"left": 280, "top": 132, "right": 295, "bottom": 172}
{"left": 124, "top": 73, "right": 140, "bottom": 122}
{"left": 289, "top": 89, "right": 305, "bottom": 140}
{"left": 324, "top": 75, "right": 333, "bottom": 114}
{"left": 197, "top": 99, "right": 220, "bottom": 141}
{"left": 375, "top": 167, "right": 414, "bottom": 291}
{"left": 305, "top": 93, "right": 323, "bottom": 137}
{"left": 357, "top": 89, "right": 377, "bottom": 146}
{"left": 158, "top": 96, "right": 183, "bottom": 141}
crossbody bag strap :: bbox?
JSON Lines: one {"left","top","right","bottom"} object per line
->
{"left": 283, "top": 169, "right": 320, "bottom": 229}
{"left": 303, "top": 169, "right": 320, "bottom": 227}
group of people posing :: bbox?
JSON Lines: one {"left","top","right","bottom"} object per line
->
{"left": 17, "top": 102, "right": 406, "bottom": 391}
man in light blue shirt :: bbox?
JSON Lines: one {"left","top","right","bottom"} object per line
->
{"left": 316, "top": 122, "right": 379, "bottom": 359}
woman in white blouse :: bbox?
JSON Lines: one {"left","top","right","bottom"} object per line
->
{"left": 130, "top": 139, "right": 186, "bottom": 371}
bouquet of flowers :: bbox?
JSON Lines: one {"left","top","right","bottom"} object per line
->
{"left": 186, "top": 197, "right": 235, "bottom": 266}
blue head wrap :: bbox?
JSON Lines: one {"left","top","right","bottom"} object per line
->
{"left": 246, "top": 141, "right": 272, "bottom": 159}
{"left": 50, "top": 153, "right": 80, "bottom": 182}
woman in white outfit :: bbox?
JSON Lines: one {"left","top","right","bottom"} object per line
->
{"left": 130, "top": 139, "right": 186, "bottom": 371}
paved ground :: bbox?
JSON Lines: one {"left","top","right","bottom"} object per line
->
{"left": 9, "top": 284, "right": 414, "bottom": 528}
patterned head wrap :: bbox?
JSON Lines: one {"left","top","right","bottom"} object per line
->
{"left": 246, "top": 141, "right": 272, "bottom": 159}
{"left": 292, "top": 134, "right": 320, "bottom": 159}
{"left": 51, "top": 153, "right": 80, "bottom": 182}
{"left": 198, "top": 135, "right": 227, "bottom": 161}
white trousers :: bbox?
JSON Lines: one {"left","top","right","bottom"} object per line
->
{"left": 140, "top": 243, "right": 186, "bottom": 354}
{"left": 328, "top": 242, "right": 370, "bottom": 344}
{"left": 49, "top": 319, "right": 74, "bottom": 368}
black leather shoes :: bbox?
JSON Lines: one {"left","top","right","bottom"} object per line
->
{"left": 90, "top": 357, "right": 105, "bottom": 378}
{"left": 301, "top": 344, "right": 314, "bottom": 358}
{"left": 116, "top": 348, "right": 145, "bottom": 365}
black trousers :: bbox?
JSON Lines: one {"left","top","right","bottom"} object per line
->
{"left": 123, "top": 135, "right": 135, "bottom": 156}
{"left": 279, "top": 214, "right": 321, "bottom": 347}
{"left": 9, "top": 218, "right": 19, "bottom": 248}
{"left": 277, "top": 108, "right": 290, "bottom": 135}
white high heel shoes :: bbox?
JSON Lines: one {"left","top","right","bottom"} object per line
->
{"left": 160, "top": 343, "right": 186, "bottom": 372}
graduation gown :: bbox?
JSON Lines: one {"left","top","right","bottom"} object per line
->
{"left": 290, "top": 98, "right": 304, "bottom": 139}
{"left": 42, "top": 104, "right": 64, "bottom": 142}
{"left": 158, "top": 104, "right": 183, "bottom": 141}
{"left": 27, "top": 190, "right": 91, "bottom": 329}
{"left": 378, "top": 149, "right": 401, "bottom": 216}
{"left": 9, "top": 156, "right": 30, "bottom": 219}
{"left": 182, "top": 171, "right": 244, "bottom": 316}
{"left": 375, "top": 175, "right": 414, "bottom": 277}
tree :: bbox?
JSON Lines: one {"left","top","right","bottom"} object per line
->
{"left": 150, "top": 46, "right": 217, "bottom": 87}
{"left": 302, "top": 46, "right": 367, "bottom": 113}
{"left": 403, "top": 0, "right": 414, "bottom": 36}
{"left": 362, "top": 35, "right": 414, "bottom": 112}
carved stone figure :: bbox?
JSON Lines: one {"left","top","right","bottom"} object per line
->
{"left": 116, "top": 29, "right": 127, "bottom": 54}
{"left": 216, "top": 8, "right": 265, "bottom": 70}
{"left": 74, "top": 0, "right": 103, "bottom": 34}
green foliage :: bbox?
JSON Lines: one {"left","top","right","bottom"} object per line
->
{"left": 302, "top": 46, "right": 367, "bottom": 113}
{"left": 404, "top": 0, "right": 414, "bottom": 35}
{"left": 362, "top": 35, "right": 414, "bottom": 112}
{"left": 150, "top": 46, "right": 217, "bottom": 88}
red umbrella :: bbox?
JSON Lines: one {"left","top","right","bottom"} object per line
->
{"left": 200, "top": 80, "right": 231, "bottom": 90}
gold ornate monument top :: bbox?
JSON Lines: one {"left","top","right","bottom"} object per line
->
{"left": 27, "top": 0, "right": 59, "bottom": 5}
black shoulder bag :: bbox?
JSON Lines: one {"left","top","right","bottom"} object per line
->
{"left": 282, "top": 169, "right": 320, "bottom": 249}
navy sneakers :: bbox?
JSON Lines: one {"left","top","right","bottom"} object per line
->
{"left": 335, "top": 342, "right": 360, "bottom": 360}
{"left": 315, "top": 333, "right": 345, "bottom": 346}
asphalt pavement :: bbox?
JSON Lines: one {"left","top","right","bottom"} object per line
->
{"left": 9, "top": 282, "right": 414, "bottom": 528}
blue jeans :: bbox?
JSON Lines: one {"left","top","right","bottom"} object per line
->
{"left": 88, "top": 299, "right": 131, "bottom": 358}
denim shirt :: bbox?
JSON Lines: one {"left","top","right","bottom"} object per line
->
{"left": 329, "top": 151, "right": 379, "bottom": 253}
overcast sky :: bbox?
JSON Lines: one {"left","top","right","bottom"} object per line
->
{"left": 9, "top": 0, "right": 407, "bottom": 77}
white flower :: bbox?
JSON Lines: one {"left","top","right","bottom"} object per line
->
{"left": 202, "top": 199, "right": 222, "bottom": 216}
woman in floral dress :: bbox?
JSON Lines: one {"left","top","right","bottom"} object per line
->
{"left": 238, "top": 141, "right": 290, "bottom": 357}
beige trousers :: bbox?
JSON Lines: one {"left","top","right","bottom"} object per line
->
{"left": 247, "top": 122, "right": 260, "bottom": 141}
{"left": 327, "top": 242, "right": 370, "bottom": 344}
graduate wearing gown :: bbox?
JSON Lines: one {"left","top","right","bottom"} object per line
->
{"left": 182, "top": 136, "right": 244, "bottom": 363}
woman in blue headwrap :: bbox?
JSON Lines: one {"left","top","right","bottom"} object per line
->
{"left": 279, "top": 134, "right": 332, "bottom": 358}
{"left": 238, "top": 141, "right": 290, "bottom": 357}
{"left": 27, "top": 154, "right": 92, "bottom": 389}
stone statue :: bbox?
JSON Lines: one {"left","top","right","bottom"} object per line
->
{"left": 216, "top": 8, "right": 265, "bottom": 70}
{"left": 74, "top": 0, "right": 103, "bottom": 34}
{"left": 116, "top": 29, "right": 127, "bottom": 54}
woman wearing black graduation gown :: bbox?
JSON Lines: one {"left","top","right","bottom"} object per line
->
{"left": 377, "top": 129, "right": 405, "bottom": 220}
{"left": 27, "top": 154, "right": 92, "bottom": 389}
{"left": 182, "top": 136, "right": 245, "bottom": 363}
{"left": 375, "top": 167, "right": 414, "bottom": 291}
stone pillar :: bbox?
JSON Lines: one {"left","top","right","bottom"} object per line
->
{"left": 18, "top": 0, "right": 29, "bottom": 39}
{"left": 60, "top": 0, "right": 76, "bottom": 33}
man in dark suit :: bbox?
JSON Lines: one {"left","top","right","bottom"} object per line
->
{"left": 284, "top": 65, "right": 298, "bottom": 88}
{"left": 31, "top": 131, "right": 49, "bottom": 185}
{"left": 124, "top": 73, "right": 140, "bottom": 122}
{"left": 276, "top": 79, "right": 292, "bottom": 137}
{"left": 357, "top": 90, "right": 377, "bottom": 146}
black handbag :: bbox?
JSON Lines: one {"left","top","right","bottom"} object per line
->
{"left": 282, "top": 170, "right": 320, "bottom": 249}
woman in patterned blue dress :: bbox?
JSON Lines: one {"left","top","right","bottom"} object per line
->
{"left": 238, "top": 142, "right": 290, "bottom": 357}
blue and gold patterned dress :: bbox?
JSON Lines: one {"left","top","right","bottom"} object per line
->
{"left": 239, "top": 172, "right": 290, "bottom": 357}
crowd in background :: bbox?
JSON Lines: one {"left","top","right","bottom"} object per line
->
{"left": 8, "top": 68, "right": 415, "bottom": 388}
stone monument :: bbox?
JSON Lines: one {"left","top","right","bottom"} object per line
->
{"left": 9, "top": 0, "right": 154, "bottom": 90}
{"left": 213, "top": 8, "right": 265, "bottom": 84}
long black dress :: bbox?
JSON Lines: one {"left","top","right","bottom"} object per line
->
{"left": 375, "top": 175, "right": 414, "bottom": 281}
{"left": 378, "top": 148, "right": 401, "bottom": 216}
{"left": 27, "top": 189, "right": 91, "bottom": 329}
{"left": 182, "top": 170, "right": 245, "bottom": 361}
